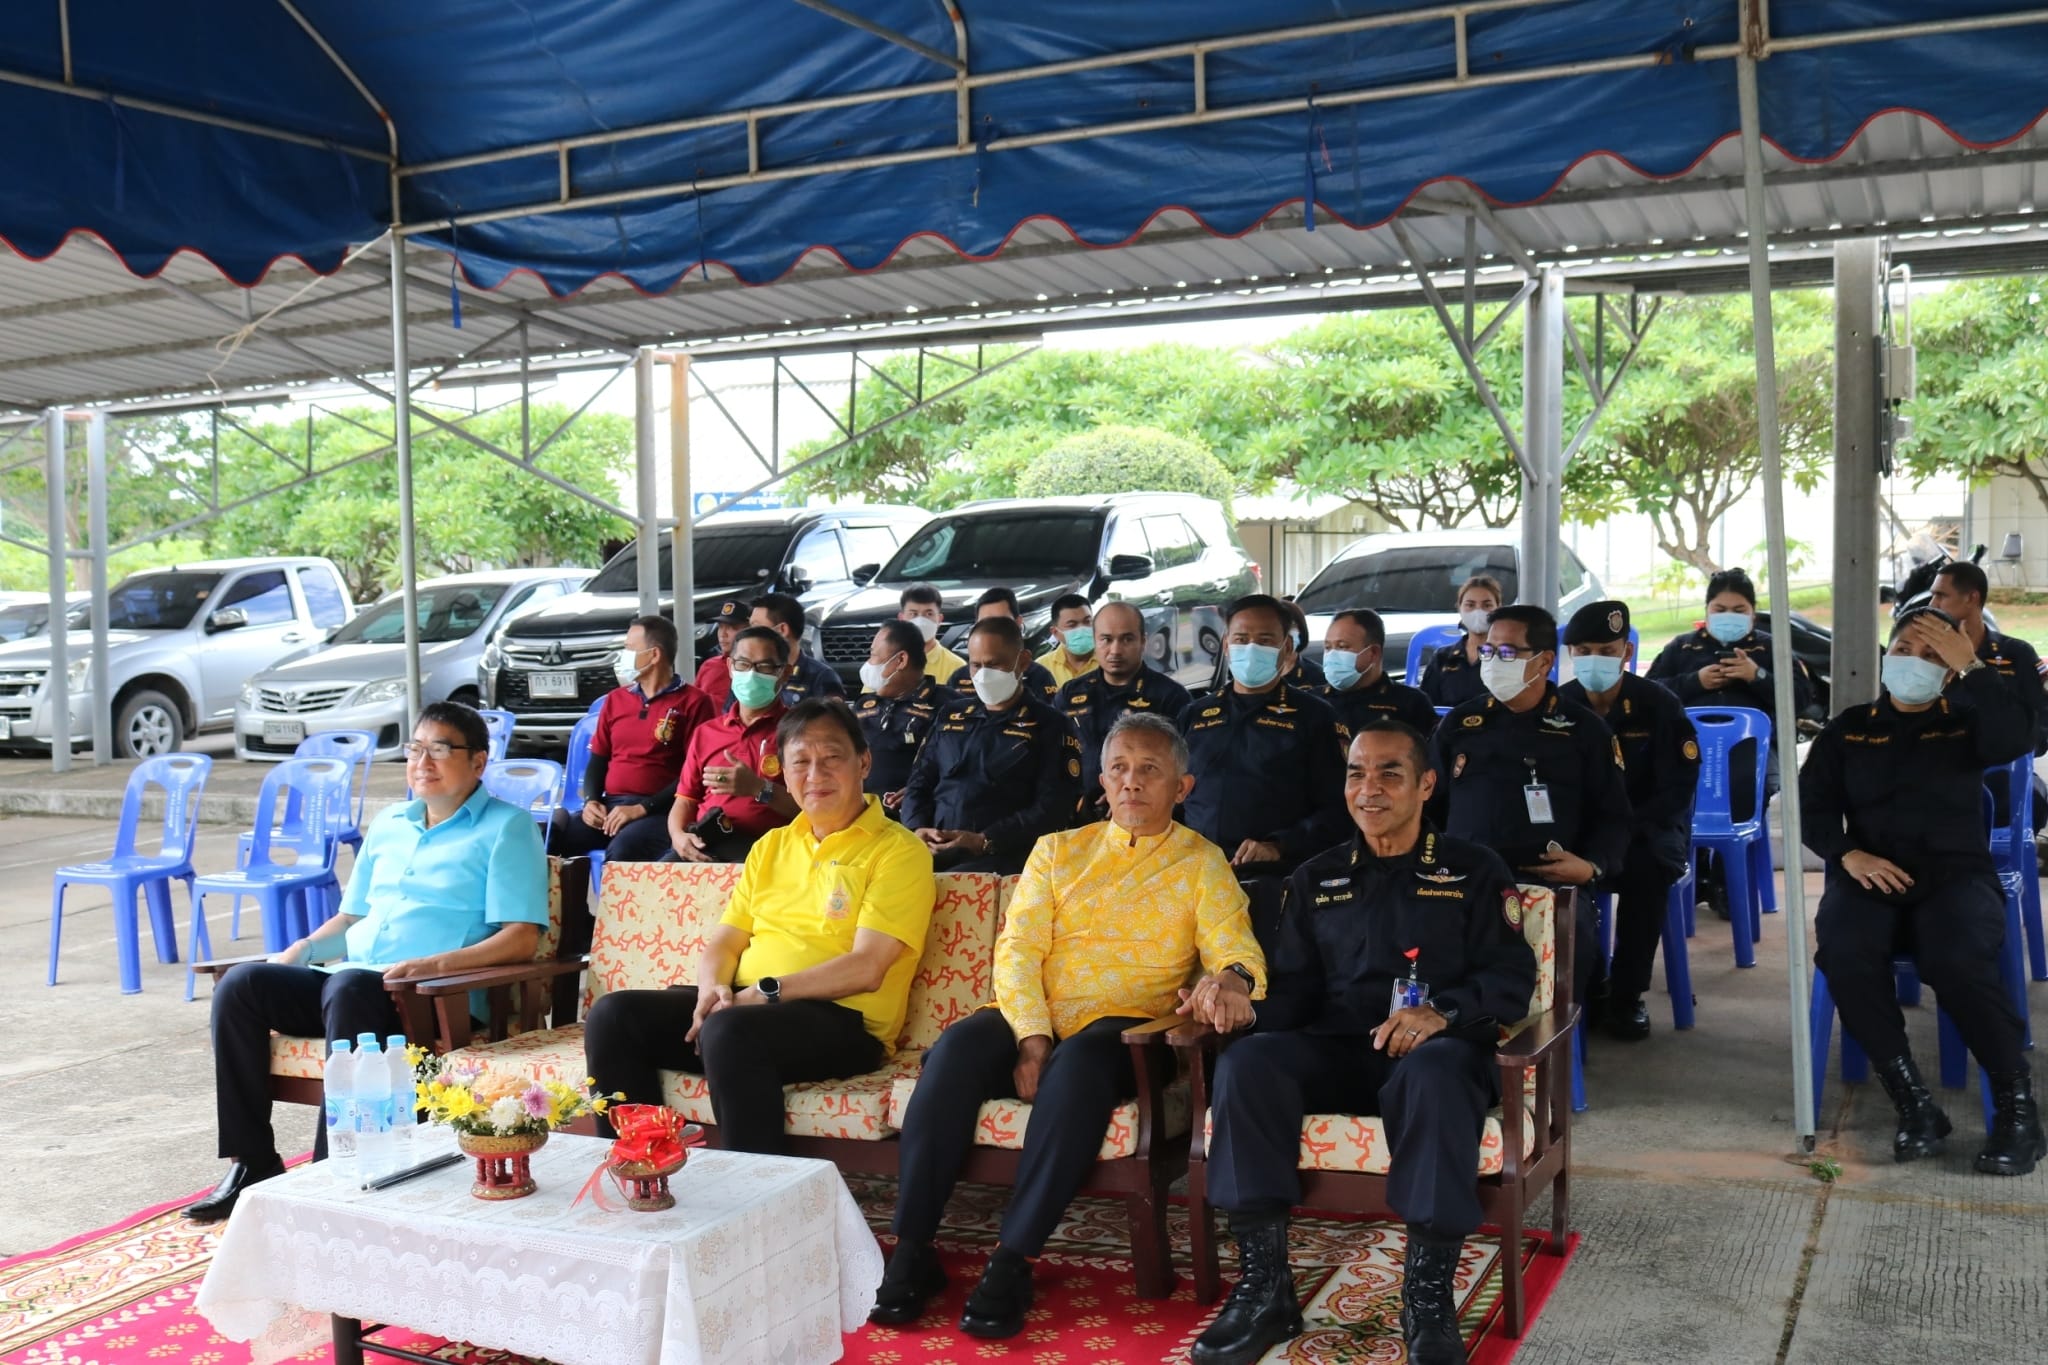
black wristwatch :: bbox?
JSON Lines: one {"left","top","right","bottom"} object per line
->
{"left": 757, "top": 976, "right": 782, "bottom": 1004}
{"left": 1223, "top": 963, "right": 1257, "bottom": 991}
{"left": 1428, "top": 1000, "right": 1461, "bottom": 1026}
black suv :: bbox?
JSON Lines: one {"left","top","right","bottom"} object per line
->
{"left": 484, "top": 505, "right": 927, "bottom": 746}
{"left": 810, "top": 493, "right": 1259, "bottom": 686}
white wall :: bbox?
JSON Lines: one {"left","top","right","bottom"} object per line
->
{"left": 1965, "top": 474, "right": 2048, "bottom": 588}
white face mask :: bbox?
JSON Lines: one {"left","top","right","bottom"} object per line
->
{"left": 1460, "top": 608, "right": 1493, "bottom": 636}
{"left": 972, "top": 666, "right": 1021, "bottom": 707}
{"left": 858, "top": 657, "right": 899, "bottom": 693}
{"left": 1480, "top": 657, "right": 1536, "bottom": 704}
{"left": 614, "top": 647, "right": 650, "bottom": 687}
{"left": 905, "top": 615, "right": 941, "bottom": 641}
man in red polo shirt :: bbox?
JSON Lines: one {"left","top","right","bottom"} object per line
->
{"left": 666, "top": 626, "right": 802, "bottom": 862}
{"left": 551, "top": 615, "right": 715, "bottom": 863}
{"left": 692, "top": 599, "right": 748, "bottom": 712}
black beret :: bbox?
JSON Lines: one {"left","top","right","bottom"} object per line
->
{"left": 1563, "top": 600, "right": 1631, "bottom": 646}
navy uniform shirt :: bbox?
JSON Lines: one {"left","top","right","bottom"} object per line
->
{"left": 947, "top": 659, "right": 1062, "bottom": 702}
{"left": 1257, "top": 828, "right": 1536, "bottom": 1042}
{"left": 899, "top": 690, "right": 1084, "bottom": 860}
{"left": 853, "top": 675, "right": 946, "bottom": 797}
{"left": 1969, "top": 628, "right": 2048, "bottom": 757}
{"left": 1179, "top": 683, "right": 1350, "bottom": 865}
{"left": 1559, "top": 672, "right": 1699, "bottom": 875}
{"left": 1287, "top": 657, "right": 1328, "bottom": 691}
{"left": 1433, "top": 685, "right": 1633, "bottom": 879}
{"left": 1800, "top": 667, "right": 2032, "bottom": 890}
{"left": 1060, "top": 663, "right": 1195, "bottom": 813}
{"left": 1417, "top": 641, "right": 1488, "bottom": 709}
{"left": 1317, "top": 671, "right": 1441, "bottom": 739}
{"left": 1645, "top": 624, "right": 1811, "bottom": 727}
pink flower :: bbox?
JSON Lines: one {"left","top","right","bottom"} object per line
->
{"left": 522, "top": 1086, "right": 551, "bottom": 1119}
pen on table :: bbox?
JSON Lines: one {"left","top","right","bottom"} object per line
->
{"left": 363, "top": 1152, "right": 465, "bottom": 1191}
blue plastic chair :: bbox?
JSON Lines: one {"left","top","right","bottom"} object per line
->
{"left": 1987, "top": 755, "right": 2047, "bottom": 983}
{"left": 1688, "top": 707, "right": 1773, "bottom": 969}
{"left": 49, "top": 754, "right": 214, "bottom": 997}
{"left": 483, "top": 757, "right": 566, "bottom": 828}
{"left": 1402, "top": 624, "right": 1465, "bottom": 685}
{"left": 1592, "top": 864, "right": 1697, "bottom": 1032}
{"left": 478, "top": 708, "right": 517, "bottom": 762}
{"left": 192, "top": 758, "right": 357, "bottom": 962}
{"left": 561, "top": 713, "right": 609, "bottom": 897}
{"left": 229, "top": 730, "right": 377, "bottom": 939}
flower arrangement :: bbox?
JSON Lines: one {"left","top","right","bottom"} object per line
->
{"left": 416, "top": 1057, "right": 619, "bottom": 1139}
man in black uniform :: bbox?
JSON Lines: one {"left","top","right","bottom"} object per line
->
{"left": 901, "top": 616, "right": 1083, "bottom": 873}
{"left": 1434, "top": 604, "right": 1630, "bottom": 1005}
{"left": 1193, "top": 721, "right": 1536, "bottom": 1365}
{"left": 946, "top": 587, "right": 1061, "bottom": 699}
{"left": 1180, "top": 595, "right": 1350, "bottom": 878}
{"left": 1929, "top": 560, "right": 2048, "bottom": 826}
{"left": 749, "top": 592, "right": 847, "bottom": 705}
{"left": 1559, "top": 601, "right": 1700, "bottom": 1040}
{"left": 1801, "top": 607, "right": 2044, "bottom": 1176}
{"left": 1319, "top": 608, "right": 1440, "bottom": 737}
{"left": 1278, "top": 599, "right": 1327, "bottom": 691}
{"left": 1060, "top": 600, "right": 1193, "bottom": 821}
{"left": 852, "top": 620, "right": 944, "bottom": 807}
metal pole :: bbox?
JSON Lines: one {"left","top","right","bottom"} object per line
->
{"left": 43, "top": 410, "right": 69, "bottom": 774}
{"left": 1521, "top": 268, "right": 1565, "bottom": 613}
{"left": 87, "top": 413, "right": 111, "bottom": 765}
{"left": 1738, "top": 0, "right": 1818, "bottom": 1150}
{"left": 389, "top": 240, "right": 423, "bottom": 723}
{"left": 634, "top": 348, "right": 660, "bottom": 618}
{"left": 669, "top": 354, "right": 696, "bottom": 657}
{"left": 1831, "top": 238, "right": 1884, "bottom": 709}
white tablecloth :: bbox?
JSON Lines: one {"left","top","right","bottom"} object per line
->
{"left": 194, "top": 1132, "right": 882, "bottom": 1365}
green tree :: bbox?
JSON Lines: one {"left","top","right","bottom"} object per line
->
{"left": 1900, "top": 276, "right": 2048, "bottom": 511}
{"left": 1016, "top": 425, "right": 1233, "bottom": 504}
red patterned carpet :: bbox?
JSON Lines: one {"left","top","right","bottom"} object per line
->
{"left": 0, "top": 1174, "right": 1572, "bottom": 1365}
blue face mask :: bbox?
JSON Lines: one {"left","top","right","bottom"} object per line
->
{"left": 1322, "top": 649, "right": 1362, "bottom": 690}
{"left": 1061, "top": 626, "right": 1095, "bottom": 658}
{"left": 1705, "top": 611, "right": 1753, "bottom": 644}
{"left": 1882, "top": 653, "right": 1948, "bottom": 705}
{"left": 1229, "top": 642, "right": 1282, "bottom": 689}
{"left": 1571, "top": 654, "right": 1624, "bottom": 693}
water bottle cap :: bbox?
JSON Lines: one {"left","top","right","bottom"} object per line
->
{"left": 385, "top": 1035, "right": 407, "bottom": 1049}
{"left": 330, "top": 1039, "right": 352, "bottom": 1053}
{"left": 356, "top": 1031, "right": 379, "bottom": 1045}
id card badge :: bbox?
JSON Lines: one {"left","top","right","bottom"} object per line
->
{"left": 1523, "top": 782, "right": 1556, "bottom": 825}
{"left": 1391, "top": 976, "right": 1434, "bottom": 1013}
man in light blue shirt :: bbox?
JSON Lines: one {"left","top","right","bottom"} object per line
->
{"left": 187, "top": 703, "right": 549, "bottom": 1224}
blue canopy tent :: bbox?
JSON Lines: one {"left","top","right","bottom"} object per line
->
{"left": 5, "top": 0, "right": 2048, "bottom": 1141}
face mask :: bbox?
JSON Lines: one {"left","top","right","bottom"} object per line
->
{"left": 1481, "top": 658, "right": 1537, "bottom": 704}
{"left": 1882, "top": 653, "right": 1948, "bottom": 705}
{"left": 1571, "top": 655, "right": 1624, "bottom": 693}
{"left": 858, "top": 656, "right": 900, "bottom": 693}
{"left": 1228, "top": 643, "right": 1282, "bottom": 689}
{"left": 1705, "top": 611, "right": 1753, "bottom": 644}
{"left": 1460, "top": 608, "right": 1492, "bottom": 636}
{"left": 905, "top": 615, "right": 941, "bottom": 642}
{"left": 1323, "top": 649, "right": 1362, "bottom": 690}
{"left": 972, "top": 666, "right": 1021, "bottom": 706}
{"left": 614, "top": 647, "right": 650, "bottom": 688}
{"left": 729, "top": 669, "right": 782, "bottom": 710}
{"left": 1061, "top": 626, "right": 1095, "bottom": 658}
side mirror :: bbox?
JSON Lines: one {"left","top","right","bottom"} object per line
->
{"left": 1105, "top": 553, "right": 1154, "bottom": 581}
{"left": 851, "top": 563, "right": 880, "bottom": 586}
{"left": 783, "top": 565, "right": 814, "bottom": 594}
{"left": 205, "top": 607, "right": 249, "bottom": 634}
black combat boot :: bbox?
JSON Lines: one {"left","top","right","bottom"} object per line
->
{"left": 1191, "top": 1213, "right": 1302, "bottom": 1365}
{"left": 1400, "top": 1233, "right": 1468, "bottom": 1365}
{"left": 1873, "top": 1054, "right": 1951, "bottom": 1162}
{"left": 1975, "top": 1070, "right": 2047, "bottom": 1177}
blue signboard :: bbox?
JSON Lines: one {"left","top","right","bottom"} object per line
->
{"left": 694, "top": 491, "right": 784, "bottom": 516}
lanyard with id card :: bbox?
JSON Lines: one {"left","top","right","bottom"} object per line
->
{"left": 1391, "top": 947, "right": 1432, "bottom": 1013}
{"left": 1522, "top": 757, "right": 1555, "bottom": 825}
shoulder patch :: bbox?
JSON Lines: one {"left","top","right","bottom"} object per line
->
{"left": 1502, "top": 888, "right": 1525, "bottom": 930}
{"left": 1682, "top": 738, "right": 1700, "bottom": 761}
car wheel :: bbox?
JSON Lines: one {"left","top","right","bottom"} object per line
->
{"left": 1147, "top": 628, "right": 1170, "bottom": 662}
{"left": 449, "top": 687, "right": 481, "bottom": 708}
{"left": 116, "top": 690, "right": 184, "bottom": 758}
{"left": 1197, "top": 626, "right": 1221, "bottom": 660}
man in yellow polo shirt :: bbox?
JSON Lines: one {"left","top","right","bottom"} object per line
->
{"left": 898, "top": 582, "right": 966, "bottom": 684}
{"left": 1037, "top": 593, "right": 1099, "bottom": 688}
{"left": 872, "top": 711, "right": 1265, "bottom": 1336}
{"left": 583, "top": 699, "right": 936, "bottom": 1154}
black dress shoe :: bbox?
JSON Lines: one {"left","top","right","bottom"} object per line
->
{"left": 1401, "top": 1234, "right": 1468, "bottom": 1365}
{"left": 1603, "top": 997, "right": 1651, "bottom": 1042}
{"left": 1192, "top": 1214, "right": 1302, "bottom": 1365}
{"left": 183, "top": 1155, "right": 286, "bottom": 1224}
{"left": 869, "top": 1241, "right": 949, "bottom": 1326}
{"left": 959, "top": 1247, "right": 1034, "bottom": 1338}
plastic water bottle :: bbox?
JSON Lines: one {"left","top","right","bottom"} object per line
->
{"left": 384, "top": 1034, "right": 416, "bottom": 1163}
{"left": 323, "top": 1039, "right": 358, "bottom": 1166}
{"left": 354, "top": 1033, "right": 393, "bottom": 1179}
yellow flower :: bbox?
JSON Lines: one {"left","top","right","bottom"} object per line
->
{"left": 440, "top": 1088, "right": 479, "bottom": 1120}
{"left": 405, "top": 1044, "right": 430, "bottom": 1067}
{"left": 592, "top": 1097, "right": 609, "bottom": 1115}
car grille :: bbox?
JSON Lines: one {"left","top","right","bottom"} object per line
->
{"left": 497, "top": 636, "right": 621, "bottom": 715}
{"left": 821, "top": 624, "right": 880, "bottom": 667}
{"left": 0, "top": 668, "right": 45, "bottom": 702}
{"left": 495, "top": 666, "right": 615, "bottom": 712}
{"left": 256, "top": 685, "right": 353, "bottom": 714}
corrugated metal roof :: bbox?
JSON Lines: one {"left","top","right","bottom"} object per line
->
{"left": 1, "top": 107, "right": 2045, "bottom": 412}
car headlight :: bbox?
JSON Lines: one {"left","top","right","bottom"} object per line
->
{"left": 481, "top": 642, "right": 503, "bottom": 673}
{"left": 65, "top": 658, "right": 91, "bottom": 691}
{"left": 352, "top": 678, "right": 407, "bottom": 706}
{"left": 803, "top": 624, "right": 822, "bottom": 655}
{"left": 239, "top": 681, "right": 256, "bottom": 707}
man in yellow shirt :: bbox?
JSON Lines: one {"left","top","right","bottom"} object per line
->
{"left": 583, "top": 699, "right": 936, "bottom": 1154}
{"left": 1037, "top": 592, "right": 1100, "bottom": 688}
{"left": 873, "top": 711, "right": 1265, "bottom": 1336}
{"left": 897, "top": 583, "right": 965, "bottom": 684}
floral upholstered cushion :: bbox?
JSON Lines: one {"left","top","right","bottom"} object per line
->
{"left": 1199, "top": 1105, "right": 1534, "bottom": 1176}
{"left": 269, "top": 1033, "right": 328, "bottom": 1080}
{"left": 1506, "top": 883, "right": 1558, "bottom": 1035}
{"left": 585, "top": 861, "right": 742, "bottom": 1006}
{"left": 659, "top": 1064, "right": 912, "bottom": 1140}
{"left": 885, "top": 1066, "right": 1190, "bottom": 1160}
{"left": 897, "top": 874, "right": 1007, "bottom": 1052}
{"left": 441, "top": 1025, "right": 588, "bottom": 1089}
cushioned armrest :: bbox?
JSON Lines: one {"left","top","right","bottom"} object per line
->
{"left": 399, "top": 956, "right": 590, "bottom": 997}
{"left": 191, "top": 954, "right": 270, "bottom": 976}
{"left": 1165, "top": 1020, "right": 1219, "bottom": 1050}
{"left": 1497, "top": 1006, "right": 1579, "bottom": 1065}
{"left": 1119, "top": 1014, "right": 1186, "bottom": 1046}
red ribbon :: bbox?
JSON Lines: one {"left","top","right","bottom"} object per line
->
{"left": 572, "top": 1107, "right": 706, "bottom": 1210}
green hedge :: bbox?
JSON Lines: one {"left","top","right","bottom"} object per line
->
{"left": 1016, "top": 425, "right": 1233, "bottom": 506}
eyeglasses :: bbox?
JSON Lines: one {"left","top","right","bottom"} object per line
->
{"left": 729, "top": 658, "right": 784, "bottom": 675}
{"left": 402, "top": 740, "right": 478, "bottom": 761}
{"left": 1476, "top": 644, "right": 1543, "bottom": 662}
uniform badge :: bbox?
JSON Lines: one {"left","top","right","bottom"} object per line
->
{"left": 1202, "top": 706, "right": 1222, "bottom": 718}
{"left": 1067, "top": 758, "right": 1081, "bottom": 777}
{"left": 824, "top": 885, "right": 851, "bottom": 920}
{"left": 760, "top": 753, "right": 782, "bottom": 779}
{"left": 1319, "top": 877, "right": 1351, "bottom": 889}
{"left": 1682, "top": 738, "right": 1700, "bottom": 761}
{"left": 1607, "top": 609, "right": 1625, "bottom": 634}
{"left": 1269, "top": 704, "right": 1296, "bottom": 716}
{"left": 1541, "top": 715, "right": 1574, "bottom": 731}
{"left": 1128, "top": 698, "right": 1150, "bottom": 709}
{"left": 1462, "top": 714, "right": 1483, "bottom": 728}
{"left": 654, "top": 711, "right": 678, "bottom": 745}
{"left": 1502, "top": 889, "right": 1525, "bottom": 929}
{"left": 1417, "top": 866, "right": 1467, "bottom": 885}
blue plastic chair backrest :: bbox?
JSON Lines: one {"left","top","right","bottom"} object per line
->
{"left": 586, "top": 695, "right": 608, "bottom": 717}
{"left": 483, "top": 758, "right": 565, "bottom": 820}
{"left": 248, "top": 758, "right": 356, "bottom": 867}
{"left": 563, "top": 715, "right": 600, "bottom": 814}
{"left": 293, "top": 730, "right": 378, "bottom": 829}
{"left": 114, "top": 754, "right": 214, "bottom": 861}
{"left": 478, "top": 708, "right": 517, "bottom": 762}
{"left": 1987, "top": 754, "right": 2033, "bottom": 850}
{"left": 1403, "top": 624, "right": 1466, "bottom": 683}
{"left": 1689, "top": 707, "right": 1772, "bottom": 830}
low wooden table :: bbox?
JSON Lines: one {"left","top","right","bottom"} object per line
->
{"left": 194, "top": 1132, "right": 882, "bottom": 1365}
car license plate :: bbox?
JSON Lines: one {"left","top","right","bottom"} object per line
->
{"left": 529, "top": 670, "right": 579, "bottom": 699}
{"left": 262, "top": 719, "right": 306, "bottom": 746}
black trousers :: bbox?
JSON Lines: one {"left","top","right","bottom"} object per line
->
{"left": 1815, "top": 875, "right": 2026, "bottom": 1075}
{"left": 1609, "top": 842, "right": 1680, "bottom": 1002}
{"left": 547, "top": 802, "right": 673, "bottom": 863}
{"left": 211, "top": 963, "right": 402, "bottom": 1162}
{"left": 931, "top": 845, "right": 1027, "bottom": 875}
{"left": 583, "top": 986, "right": 883, "bottom": 1154}
{"left": 892, "top": 1009, "right": 1143, "bottom": 1256}
{"left": 1206, "top": 1031, "right": 1495, "bottom": 1241}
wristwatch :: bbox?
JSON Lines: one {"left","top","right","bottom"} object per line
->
{"left": 1224, "top": 963, "right": 1257, "bottom": 991}
{"left": 757, "top": 780, "right": 779, "bottom": 802}
{"left": 757, "top": 976, "right": 782, "bottom": 1004}
{"left": 1428, "top": 1000, "right": 1461, "bottom": 1026}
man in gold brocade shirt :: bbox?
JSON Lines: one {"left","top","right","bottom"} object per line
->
{"left": 871, "top": 712, "right": 1265, "bottom": 1338}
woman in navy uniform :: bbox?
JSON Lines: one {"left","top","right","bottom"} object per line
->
{"left": 1416, "top": 574, "right": 1502, "bottom": 710}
